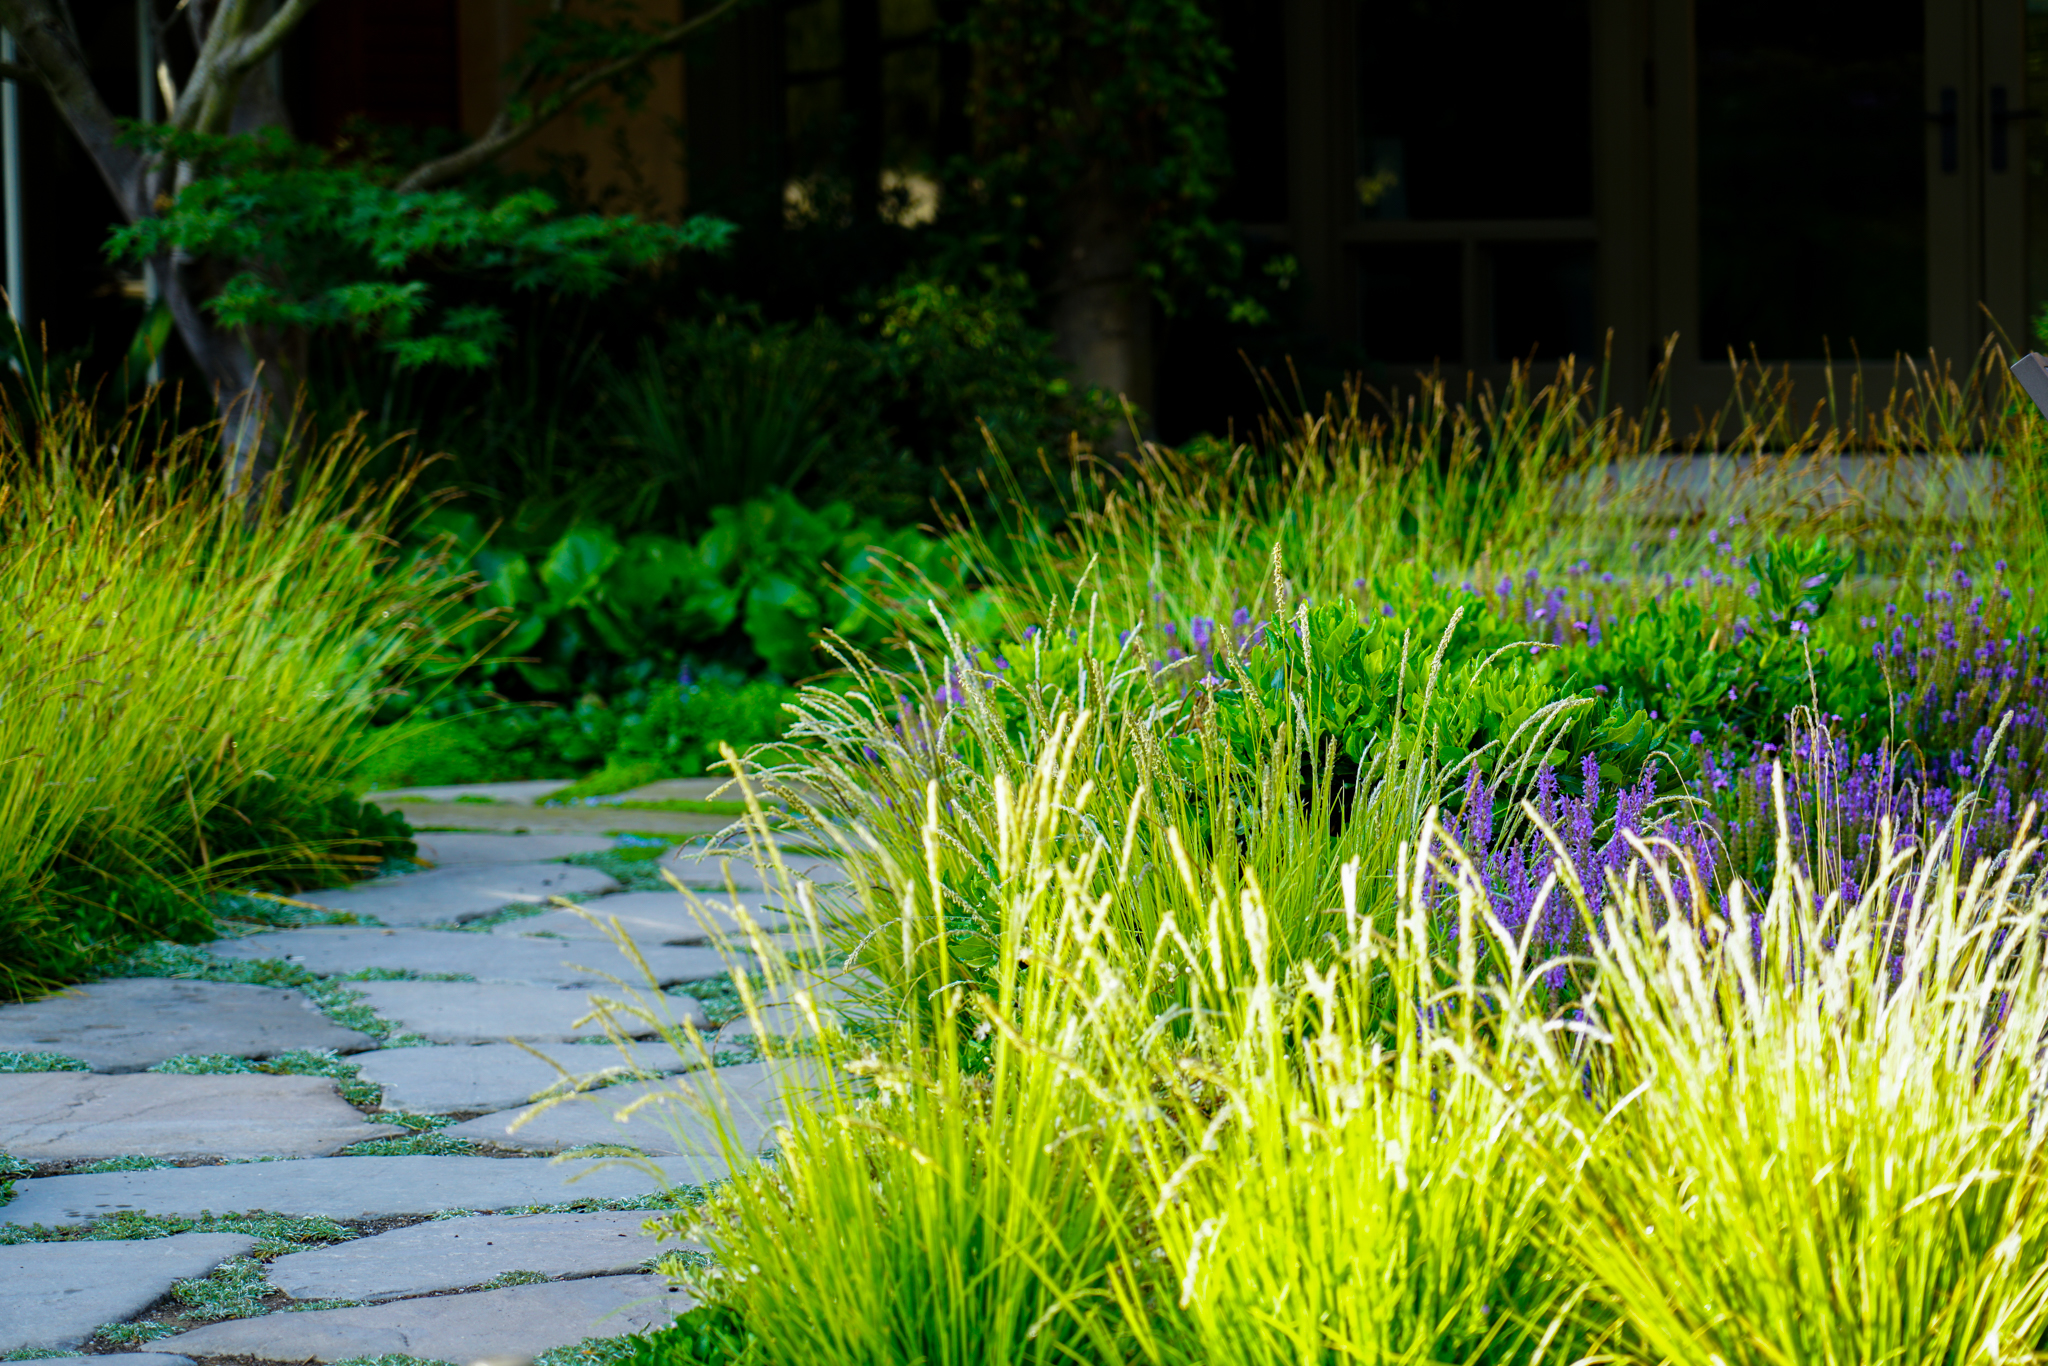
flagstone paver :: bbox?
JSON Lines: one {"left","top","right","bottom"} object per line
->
{"left": 444, "top": 1060, "right": 830, "bottom": 1177}
{"left": 491, "top": 889, "right": 799, "bottom": 944}
{"left": 1, "top": 1153, "right": 707, "bottom": 1227}
{"left": 152, "top": 1274, "right": 689, "bottom": 1362}
{"left": 347, "top": 981, "right": 705, "bottom": 1045}
{"left": 35, "top": 1355, "right": 198, "bottom": 1366}
{"left": 208, "top": 925, "right": 732, "bottom": 986}
{"left": 292, "top": 863, "right": 621, "bottom": 927}
{"left": 0, "top": 1074, "right": 405, "bottom": 1161}
{"left": 1, "top": 1232, "right": 256, "bottom": 1351}
{"left": 0, "top": 979, "right": 377, "bottom": 1073}
{"left": 412, "top": 831, "right": 615, "bottom": 864}
{"left": 0, "top": 828, "right": 829, "bottom": 1353}
{"left": 710, "top": 970, "right": 863, "bottom": 1047}
{"left": 378, "top": 803, "right": 730, "bottom": 837}
{"left": 665, "top": 847, "right": 849, "bottom": 889}
{"left": 267, "top": 1210, "right": 679, "bottom": 1301}
{"left": 368, "top": 781, "right": 577, "bottom": 806}
{"left": 351, "top": 1041, "right": 690, "bottom": 1115}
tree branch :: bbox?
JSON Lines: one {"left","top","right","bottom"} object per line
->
{"left": 395, "top": 0, "right": 743, "bottom": 194}
{"left": 232, "top": 0, "right": 322, "bottom": 71}
{"left": 172, "top": 0, "right": 248, "bottom": 131}
{"left": 172, "top": 0, "right": 322, "bottom": 134}
{"left": 0, "top": 0, "right": 144, "bottom": 217}
{"left": 0, "top": 59, "right": 38, "bottom": 83}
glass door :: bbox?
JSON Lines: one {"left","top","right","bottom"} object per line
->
{"left": 1649, "top": 0, "right": 2028, "bottom": 417}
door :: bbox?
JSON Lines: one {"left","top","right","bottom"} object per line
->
{"left": 1286, "top": 1, "right": 2033, "bottom": 419}
{"left": 1640, "top": 0, "right": 2027, "bottom": 419}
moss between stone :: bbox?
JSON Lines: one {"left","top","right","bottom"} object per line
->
{"left": 148, "top": 1047, "right": 385, "bottom": 1108}
{"left": 0, "top": 1051, "right": 90, "bottom": 1073}
{"left": 0, "top": 1209, "right": 356, "bottom": 1253}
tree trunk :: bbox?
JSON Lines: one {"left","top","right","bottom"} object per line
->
{"left": 153, "top": 3, "right": 298, "bottom": 501}
{"left": 1047, "top": 172, "right": 1152, "bottom": 444}
{"left": 148, "top": 236, "right": 296, "bottom": 502}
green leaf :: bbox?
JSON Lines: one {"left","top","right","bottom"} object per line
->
{"left": 480, "top": 553, "right": 543, "bottom": 611}
{"left": 539, "top": 525, "right": 623, "bottom": 612}
{"left": 605, "top": 534, "right": 701, "bottom": 612}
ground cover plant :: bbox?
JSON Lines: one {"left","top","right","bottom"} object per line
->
{"left": 360, "top": 669, "right": 798, "bottom": 792}
{"left": 0, "top": 386, "right": 472, "bottom": 998}
{"left": 567, "top": 350, "right": 2048, "bottom": 1365}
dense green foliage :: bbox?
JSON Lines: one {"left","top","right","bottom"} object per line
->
{"left": 423, "top": 489, "right": 959, "bottom": 695}
{"left": 962, "top": 0, "right": 1254, "bottom": 319}
{"left": 112, "top": 128, "right": 734, "bottom": 372}
{"left": 363, "top": 671, "right": 795, "bottom": 790}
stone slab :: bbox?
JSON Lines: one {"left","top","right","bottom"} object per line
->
{"left": 0, "top": 1074, "right": 404, "bottom": 1161}
{"left": 412, "top": 832, "right": 614, "bottom": 864}
{"left": 664, "top": 846, "right": 848, "bottom": 890}
{"left": 154, "top": 1275, "right": 689, "bottom": 1362}
{"left": 445, "top": 1060, "right": 830, "bottom": 1183}
{"left": 348, "top": 981, "right": 705, "bottom": 1045}
{"left": 268, "top": 1211, "right": 679, "bottom": 1302}
{"left": 609, "top": 779, "right": 735, "bottom": 802}
{"left": 209, "top": 926, "right": 733, "bottom": 987}
{"left": 710, "top": 971, "right": 863, "bottom": 1047}
{"left": 380, "top": 803, "right": 731, "bottom": 838}
{"left": 352, "top": 1043, "right": 689, "bottom": 1116}
{"left": 292, "top": 864, "right": 621, "bottom": 928}
{"left": 0, "top": 1232, "right": 256, "bottom": 1351}
{"left": 0, "top": 979, "right": 377, "bottom": 1074}
{"left": 367, "top": 781, "right": 576, "bottom": 806}
{"left": 2, "top": 1154, "right": 713, "bottom": 1228}
{"left": 606, "top": 778, "right": 826, "bottom": 806}
{"left": 35, "top": 1355, "right": 196, "bottom": 1366}
{"left": 491, "top": 890, "right": 799, "bottom": 945}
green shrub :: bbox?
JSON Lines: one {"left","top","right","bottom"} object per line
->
{"left": 415, "top": 489, "right": 958, "bottom": 696}
{"left": 362, "top": 674, "right": 796, "bottom": 790}
{"left": 0, "top": 397, "right": 464, "bottom": 996}
{"left": 610, "top": 1306, "right": 755, "bottom": 1366}
{"left": 0, "top": 1151, "right": 32, "bottom": 1203}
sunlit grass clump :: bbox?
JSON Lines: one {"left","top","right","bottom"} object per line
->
{"left": 542, "top": 348, "right": 2048, "bottom": 1364}
{"left": 0, "top": 394, "right": 468, "bottom": 996}
{"left": 621, "top": 744, "right": 2048, "bottom": 1366}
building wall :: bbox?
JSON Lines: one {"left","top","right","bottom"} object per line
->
{"left": 456, "top": 0, "right": 689, "bottom": 219}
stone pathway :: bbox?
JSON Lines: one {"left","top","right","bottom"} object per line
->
{"left": 0, "top": 818, "right": 856, "bottom": 1364}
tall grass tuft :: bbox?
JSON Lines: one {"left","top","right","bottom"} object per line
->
{"left": 936, "top": 345, "right": 2039, "bottom": 650}
{"left": 617, "top": 611, "right": 2048, "bottom": 1363}
{"left": 1527, "top": 789, "right": 2048, "bottom": 1364}
{"left": 0, "top": 392, "right": 471, "bottom": 997}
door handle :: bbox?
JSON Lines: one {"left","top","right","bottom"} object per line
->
{"left": 1930, "top": 86, "right": 1958, "bottom": 173}
{"left": 1991, "top": 86, "right": 2041, "bottom": 173}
